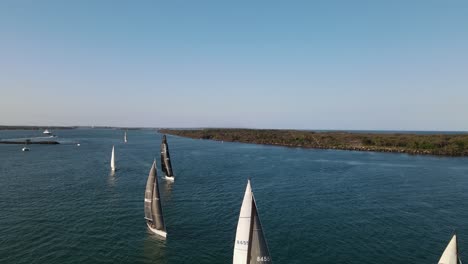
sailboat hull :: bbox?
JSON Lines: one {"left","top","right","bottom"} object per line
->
{"left": 146, "top": 222, "right": 167, "bottom": 238}
{"left": 163, "top": 176, "right": 175, "bottom": 182}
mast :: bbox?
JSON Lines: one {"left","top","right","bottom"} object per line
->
{"left": 160, "top": 135, "right": 174, "bottom": 178}
{"left": 111, "top": 145, "right": 115, "bottom": 171}
{"left": 457, "top": 234, "right": 462, "bottom": 264}
{"left": 233, "top": 180, "right": 272, "bottom": 264}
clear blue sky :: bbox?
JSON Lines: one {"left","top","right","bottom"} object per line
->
{"left": 1, "top": 0, "right": 467, "bottom": 130}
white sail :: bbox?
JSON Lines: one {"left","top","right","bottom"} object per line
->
{"left": 124, "top": 131, "right": 127, "bottom": 143}
{"left": 111, "top": 145, "right": 115, "bottom": 171}
{"left": 233, "top": 180, "right": 272, "bottom": 264}
{"left": 439, "top": 234, "right": 459, "bottom": 264}
{"left": 233, "top": 180, "right": 253, "bottom": 264}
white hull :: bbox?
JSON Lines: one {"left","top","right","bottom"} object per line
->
{"left": 163, "top": 176, "right": 175, "bottom": 182}
{"left": 147, "top": 222, "right": 167, "bottom": 238}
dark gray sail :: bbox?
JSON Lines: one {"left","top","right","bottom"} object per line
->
{"left": 144, "top": 161, "right": 156, "bottom": 221}
{"left": 144, "top": 160, "right": 166, "bottom": 232}
{"left": 160, "top": 135, "right": 174, "bottom": 177}
{"left": 247, "top": 196, "right": 272, "bottom": 264}
{"left": 151, "top": 165, "right": 166, "bottom": 231}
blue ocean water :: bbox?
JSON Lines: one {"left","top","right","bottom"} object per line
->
{"left": 0, "top": 129, "right": 467, "bottom": 263}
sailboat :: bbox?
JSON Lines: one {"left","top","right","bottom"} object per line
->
{"left": 160, "top": 135, "right": 175, "bottom": 181}
{"left": 233, "top": 179, "right": 272, "bottom": 264}
{"left": 144, "top": 160, "right": 167, "bottom": 238}
{"left": 438, "top": 233, "right": 462, "bottom": 264}
{"left": 110, "top": 145, "right": 115, "bottom": 171}
{"left": 124, "top": 131, "right": 127, "bottom": 143}
{"left": 22, "top": 140, "right": 30, "bottom": 151}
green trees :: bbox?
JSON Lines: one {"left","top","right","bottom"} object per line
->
{"left": 159, "top": 129, "right": 468, "bottom": 156}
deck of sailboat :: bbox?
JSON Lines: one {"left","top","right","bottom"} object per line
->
{"left": 146, "top": 221, "right": 167, "bottom": 238}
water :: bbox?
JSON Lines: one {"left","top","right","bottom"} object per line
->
{"left": 1, "top": 129, "right": 468, "bottom": 263}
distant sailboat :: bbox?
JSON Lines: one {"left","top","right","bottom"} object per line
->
{"left": 124, "top": 131, "right": 128, "bottom": 143}
{"left": 160, "top": 135, "right": 175, "bottom": 181}
{"left": 22, "top": 140, "right": 30, "bottom": 151}
{"left": 144, "top": 160, "right": 167, "bottom": 238}
{"left": 111, "top": 145, "right": 115, "bottom": 171}
{"left": 233, "top": 179, "right": 272, "bottom": 264}
{"left": 438, "top": 233, "right": 461, "bottom": 264}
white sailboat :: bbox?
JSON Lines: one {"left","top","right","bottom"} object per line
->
{"left": 124, "top": 131, "right": 127, "bottom": 143}
{"left": 438, "top": 233, "right": 461, "bottom": 264}
{"left": 22, "top": 140, "right": 30, "bottom": 151}
{"left": 144, "top": 160, "right": 167, "bottom": 238}
{"left": 110, "top": 145, "right": 115, "bottom": 171}
{"left": 233, "top": 179, "right": 272, "bottom": 264}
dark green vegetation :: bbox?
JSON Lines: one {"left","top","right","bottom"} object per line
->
{"left": 160, "top": 129, "right": 468, "bottom": 156}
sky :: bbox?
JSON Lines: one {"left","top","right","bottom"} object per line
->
{"left": 0, "top": 0, "right": 467, "bottom": 130}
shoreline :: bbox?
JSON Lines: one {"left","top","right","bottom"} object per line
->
{"left": 159, "top": 128, "right": 468, "bottom": 157}
{"left": 0, "top": 141, "right": 60, "bottom": 145}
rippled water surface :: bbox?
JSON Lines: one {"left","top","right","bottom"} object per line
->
{"left": 1, "top": 129, "right": 468, "bottom": 263}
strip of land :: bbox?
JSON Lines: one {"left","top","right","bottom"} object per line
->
{"left": 0, "top": 140, "right": 59, "bottom": 144}
{"left": 0, "top": 126, "right": 78, "bottom": 130}
{"left": 159, "top": 129, "right": 468, "bottom": 156}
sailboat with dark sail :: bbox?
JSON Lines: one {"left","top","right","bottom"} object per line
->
{"left": 144, "top": 160, "right": 167, "bottom": 238}
{"left": 438, "top": 233, "right": 462, "bottom": 264}
{"left": 160, "top": 135, "right": 175, "bottom": 181}
{"left": 233, "top": 179, "right": 272, "bottom": 264}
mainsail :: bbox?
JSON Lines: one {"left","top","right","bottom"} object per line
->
{"left": 144, "top": 160, "right": 166, "bottom": 237}
{"left": 233, "top": 180, "right": 272, "bottom": 264}
{"left": 110, "top": 145, "right": 115, "bottom": 171}
{"left": 438, "top": 234, "right": 460, "bottom": 264}
{"left": 160, "top": 135, "right": 174, "bottom": 179}
{"left": 124, "top": 131, "right": 127, "bottom": 143}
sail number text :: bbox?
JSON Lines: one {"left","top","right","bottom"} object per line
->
{"left": 236, "top": 240, "right": 249, "bottom": 245}
{"left": 256, "top": 256, "right": 271, "bottom": 262}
